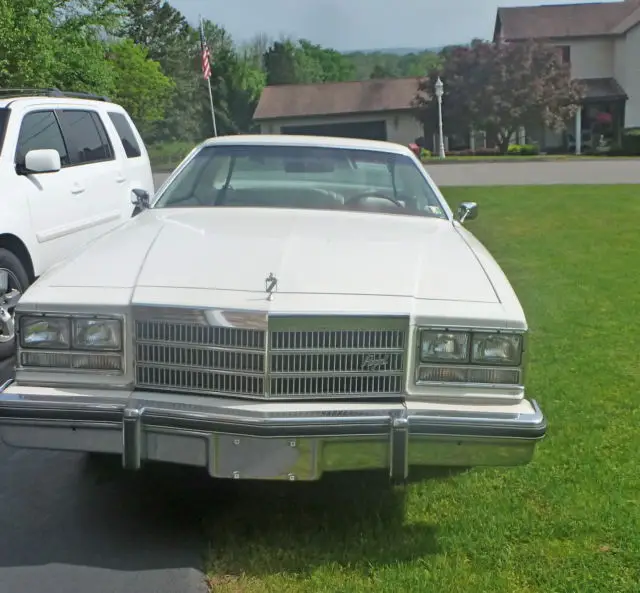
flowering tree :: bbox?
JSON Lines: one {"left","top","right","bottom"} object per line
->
{"left": 414, "top": 39, "right": 585, "bottom": 154}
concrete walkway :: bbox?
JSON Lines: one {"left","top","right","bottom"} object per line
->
{"left": 424, "top": 159, "right": 640, "bottom": 186}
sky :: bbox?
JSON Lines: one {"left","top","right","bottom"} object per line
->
{"left": 169, "top": 0, "right": 623, "bottom": 51}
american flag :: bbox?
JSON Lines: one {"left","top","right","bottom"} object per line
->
{"left": 200, "top": 24, "right": 211, "bottom": 80}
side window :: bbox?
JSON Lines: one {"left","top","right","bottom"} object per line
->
{"left": 58, "top": 110, "right": 114, "bottom": 165}
{"left": 15, "top": 111, "right": 69, "bottom": 167}
{"left": 107, "top": 112, "right": 142, "bottom": 158}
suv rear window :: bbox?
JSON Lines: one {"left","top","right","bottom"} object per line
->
{"left": 108, "top": 112, "right": 142, "bottom": 158}
{"left": 58, "top": 110, "right": 114, "bottom": 165}
{"left": 0, "top": 108, "right": 9, "bottom": 156}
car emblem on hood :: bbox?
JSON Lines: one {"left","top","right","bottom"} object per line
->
{"left": 265, "top": 272, "right": 278, "bottom": 300}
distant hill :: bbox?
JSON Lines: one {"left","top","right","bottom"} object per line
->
{"left": 345, "top": 46, "right": 443, "bottom": 56}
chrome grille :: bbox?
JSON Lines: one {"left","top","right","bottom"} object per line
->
{"left": 133, "top": 309, "right": 408, "bottom": 399}
{"left": 269, "top": 328, "right": 406, "bottom": 398}
{"left": 135, "top": 317, "right": 265, "bottom": 397}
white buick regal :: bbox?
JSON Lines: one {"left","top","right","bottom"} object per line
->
{"left": 0, "top": 135, "right": 546, "bottom": 484}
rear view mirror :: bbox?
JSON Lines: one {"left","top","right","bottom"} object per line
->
{"left": 22, "top": 149, "right": 61, "bottom": 174}
{"left": 131, "top": 188, "right": 150, "bottom": 217}
{"left": 456, "top": 201, "right": 478, "bottom": 223}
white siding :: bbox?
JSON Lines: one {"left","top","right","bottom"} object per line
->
{"left": 623, "top": 26, "right": 640, "bottom": 127}
{"left": 386, "top": 113, "right": 423, "bottom": 145}
{"left": 614, "top": 37, "right": 627, "bottom": 89}
{"left": 566, "top": 38, "right": 615, "bottom": 79}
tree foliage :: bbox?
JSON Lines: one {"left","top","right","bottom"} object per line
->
{"left": 263, "top": 38, "right": 355, "bottom": 86}
{"left": 345, "top": 49, "right": 441, "bottom": 80}
{"left": 106, "top": 39, "right": 174, "bottom": 136}
{"left": 0, "top": 0, "right": 462, "bottom": 147}
{"left": 414, "top": 40, "right": 584, "bottom": 152}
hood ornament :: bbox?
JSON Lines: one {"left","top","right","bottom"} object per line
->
{"left": 265, "top": 272, "right": 278, "bottom": 301}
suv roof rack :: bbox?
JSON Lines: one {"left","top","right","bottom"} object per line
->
{"left": 0, "top": 88, "right": 111, "bottom": 102}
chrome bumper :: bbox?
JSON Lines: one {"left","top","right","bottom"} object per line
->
{"left": 0, "top": 381, "right": 546, "bottom": 483}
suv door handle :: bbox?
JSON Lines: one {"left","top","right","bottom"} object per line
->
{"left": 115, "top": 175, "right": 127, "bottom": 184}
{"left": 71, "top": 184, "right": 85, "bottom": 195}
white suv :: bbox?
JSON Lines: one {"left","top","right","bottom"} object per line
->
{"left": 0, "top": 89, "right": 154, "bottom": 360}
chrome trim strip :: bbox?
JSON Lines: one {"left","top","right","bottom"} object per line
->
{"left": 390, "top": 415, "right": 409, "bottom": 483}
{"left": 122, "top": 407, "right": 142, "bottom": 470}
{"left": 0, "top": 386, "right": 547, "bottom": 441}
{"left": 132, "top": 306, "right": 269, "bottom": 330}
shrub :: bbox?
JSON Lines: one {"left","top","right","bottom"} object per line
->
{"left": 445, "top": 149, "right": 474, "bottom": 157}
{"left": 621, "top": 128, "right": 640, "bottom": 155}
{"left": 520, "top": 143, "right": 541, "bottom": 155}
{"left": 420, "top": 148, "right": 432, "bottom": 160}
{"left": 507, "top": 144, "right": 522, "bottom": 154}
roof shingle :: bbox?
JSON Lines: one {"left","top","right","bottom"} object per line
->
{"left": 579, "top": 77, "right": 628, "bottom": 100}
{"left": 495, "top": 0, "right": 640, "bottom": 41}
{"left": 253, "top": 77, "right": 421, "bottom": 121}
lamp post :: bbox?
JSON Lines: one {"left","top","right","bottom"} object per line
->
{"left": 434, "top": 76, "right": 445, "bottom": 159}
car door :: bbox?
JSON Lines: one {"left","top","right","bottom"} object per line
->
{"left": 56, "top": 109, "right": 125, "bottom": 241}
{"left": 13, "top": 109, "right": 88, "bottom": 272}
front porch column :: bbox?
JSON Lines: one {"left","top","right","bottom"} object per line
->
{"left": 575, "top": 108, "right": 582, "bottom": 155}
{"left": 470, "top": 127, "right": 476, "bottom": 152}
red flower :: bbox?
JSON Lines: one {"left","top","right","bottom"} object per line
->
{"left": 595, "top": 112, "right": 613, "bottom": 125}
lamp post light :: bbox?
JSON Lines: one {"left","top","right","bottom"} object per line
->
{"left": 434, "top": 76, "right": 445, "bottom": 159}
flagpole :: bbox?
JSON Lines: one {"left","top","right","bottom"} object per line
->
{"left": 200, "top": 16, "right": 218, "bottom": 137}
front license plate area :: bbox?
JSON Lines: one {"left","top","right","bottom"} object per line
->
{"left": 211, "top": 434, "right": 318, "bottom": 481}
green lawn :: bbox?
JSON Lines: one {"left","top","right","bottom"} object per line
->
{"left": 202, "top": 185, "right": 640, "bottom": 592}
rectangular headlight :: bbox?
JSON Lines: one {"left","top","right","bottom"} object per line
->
{"left": 471, "top": 333, "right": 522, "bottom": 366}
{"left": 420, "top": 330, "right": 469, "bottom": 363}
{"left": 20, "top": 317, "right": 71, "bottom": 349}
{"left": 72, "top": 318, "right": 122, "bottom": 351}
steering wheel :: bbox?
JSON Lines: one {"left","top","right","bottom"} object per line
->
{"left": 344, "top": 191, "right": 405, "bottom": 208}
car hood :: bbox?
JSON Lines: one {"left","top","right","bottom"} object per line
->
{"left": 39, "top": 207, "right": 499, "bottom": 303}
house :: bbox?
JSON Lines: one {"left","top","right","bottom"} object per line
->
{"left": 494, "top": 0, "right": 640, "bottom": 153}
{"left": 252, "top": 77, "right": 425, "bottom": 147}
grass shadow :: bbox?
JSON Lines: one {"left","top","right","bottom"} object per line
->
{"left": 201, "top": 467, "right": 469, "bottom": 581}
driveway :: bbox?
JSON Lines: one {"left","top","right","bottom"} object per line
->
{"left": 153, "top": 158, "right": 640, "bottom": 191}
{"left": 0, "top": 359, "right": 208, "bottom": 593}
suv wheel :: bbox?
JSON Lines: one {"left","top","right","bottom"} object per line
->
{"left": 0, "top": 249, "right": 30, "bottom": 362}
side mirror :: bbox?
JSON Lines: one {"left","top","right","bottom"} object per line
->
{"left": 456, "top": 201, "right": 478, "bottom": 223}
{"left": 131, "top": 188, "right": 151, "bottom": 217}
{"left": 21, "top": 149, "right": 61, "bottom": 174}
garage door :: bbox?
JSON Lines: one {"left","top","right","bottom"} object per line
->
{"left": 281, "top": 120, "right": 387, "bottom": 141}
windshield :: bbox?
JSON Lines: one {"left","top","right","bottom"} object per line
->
{"left": 154, "top": 144, "right": 448, "bottom": 219}
{"left": 0, "top": 109, "right": 8, "bottom": 156}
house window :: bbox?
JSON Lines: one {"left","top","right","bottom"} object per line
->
{"left": 557, "top": 45, "right": 571, "bottom": 64}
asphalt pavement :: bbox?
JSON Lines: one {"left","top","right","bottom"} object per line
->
{"left": 153, "top": 158, "right": 640, "bottom": 190}
{"left": 0, "top": 358, "right": 208, "bottom": 593}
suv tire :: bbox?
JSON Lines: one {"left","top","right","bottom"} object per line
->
{"left": 0, "top": 248, "right": 30, "bottom": 362}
